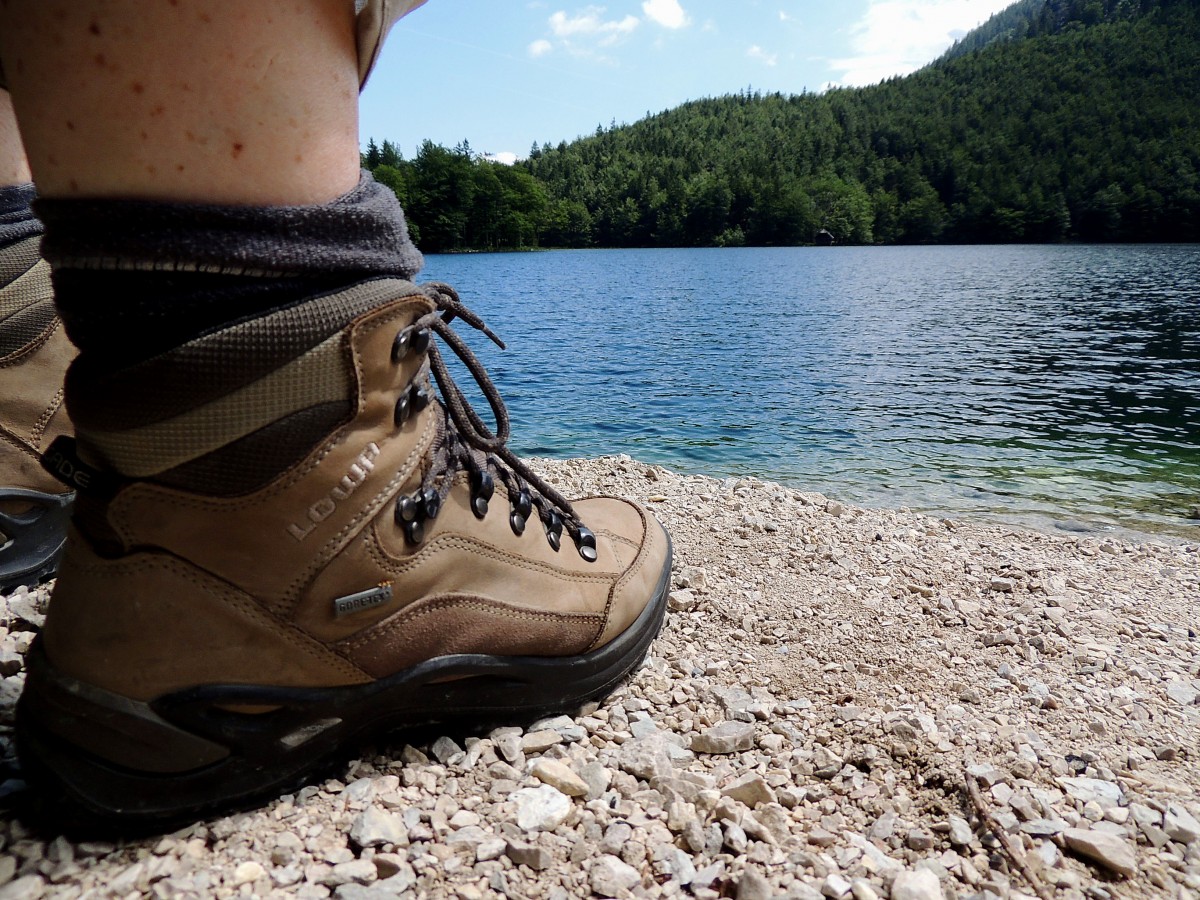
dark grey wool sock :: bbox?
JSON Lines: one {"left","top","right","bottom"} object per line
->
{"left": 0, "top": 182, "right": 42, "bottom": 249}
{"left": 34, "top": 171, "right": 423, "bottom": 366}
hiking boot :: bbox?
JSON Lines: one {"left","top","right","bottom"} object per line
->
{"left": 17, "top": 279, "right": 671, "bottom": 831}
{"left": 0, "top": 235, "right": 74, "bottom": 594}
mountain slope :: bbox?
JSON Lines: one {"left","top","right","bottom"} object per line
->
{"left": 520, "top": 0, "right": 1199, "bottom": 245}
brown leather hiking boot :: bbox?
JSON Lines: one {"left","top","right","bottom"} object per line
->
{"left": 17, "top": 279, "right": 671, "bottom": 831}
{"left": 0, "top": 235, "right": 74, "bottom": 593}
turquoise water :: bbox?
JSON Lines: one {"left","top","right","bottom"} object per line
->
{"left": 421, "top": 245, "right": 1200, "bottom": 538}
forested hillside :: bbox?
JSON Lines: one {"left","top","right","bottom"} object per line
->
{"left": 364, "top": 0, "right": 1200, "bottom": 250}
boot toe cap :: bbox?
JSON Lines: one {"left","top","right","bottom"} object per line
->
{"left": 574, "top": 496, "right": 672, "bottom": 649}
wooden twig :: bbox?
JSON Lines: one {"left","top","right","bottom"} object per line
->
{"left": 965, "top": 771, "right": 1054, "bottom": 900}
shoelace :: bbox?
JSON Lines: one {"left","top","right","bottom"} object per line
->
{"left": 389, "top": 282, "right": 598, "bottom": 562}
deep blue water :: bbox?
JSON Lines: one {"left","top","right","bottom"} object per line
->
{"left": 421, "top": 245, "right": 1200, "bottom": 538}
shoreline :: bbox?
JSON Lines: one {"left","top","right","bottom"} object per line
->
{"left": 1, "top": 456, "right": 1197, "bottom": 899}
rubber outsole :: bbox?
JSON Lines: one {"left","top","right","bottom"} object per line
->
{"left": 0, "top": 488, "right": 73, "bottom": 595}
{"left": 15, "top": 534, "right": 672, "bottom": 836}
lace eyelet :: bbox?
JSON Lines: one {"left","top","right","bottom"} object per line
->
{"left": 420, "top": 487, "right": 441, "bottom": 520}
{"left": 412, "top": 384, "right": 432, "bottom": 411}
{"left": 513, "top": 489, "right": 532, "bottom": 521}
{"left": 391, "top": 328, "right": 412, "bottom": 363}
{"left": 545, "top": 511, "right": 563, "bottom": 551}
{"left": 404, "top": 519, "right": 425, "bottom": 545}
{"left": 395, "top": 495, "right": 420, "bottom": 524}
{"left": 575, "top": 526, "right": 598, "bottom": 562}
{"left": 510, "top": 511, "right": 526, "bottom": 536}
{"left": 394, "top": 392, "right": 412, "bottom": 427}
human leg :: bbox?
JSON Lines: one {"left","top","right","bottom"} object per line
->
{"left": 1, "top": 1, "right": 670, "bottom": 829}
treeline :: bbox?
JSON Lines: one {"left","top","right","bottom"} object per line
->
{"left": 363, "top": 0, "right": 1200, "bottom": 250}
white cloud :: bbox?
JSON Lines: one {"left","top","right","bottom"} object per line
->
{"left": 642, "top": 0, "right": 690, "bottom": 29}
{"left": 831, "top": 0, "right": 1013, "bottom": 86}
{"left": 486, "top": 152, "right": 519, "bottom": 165}
{"left": 528, "top": 38, "right": 553, "bottom": 57}
{"left": 549, "top": 8, "right": 639, "bottom": 45}
{"left": 747, "top": 45, "right": 778, "bottom": 67}
{"left": 779, "top": 10, "right": 791, "bottom": 22}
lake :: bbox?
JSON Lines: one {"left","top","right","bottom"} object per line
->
{"left": 421, "top": 245, "right": 1200, "bottom": 540}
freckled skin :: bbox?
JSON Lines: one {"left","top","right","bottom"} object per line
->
{"left": 0, "top": 0, "right": 360, "bottom": 203}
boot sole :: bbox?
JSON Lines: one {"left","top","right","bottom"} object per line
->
{"left": 14, "top": 534, "right": 672, "bottom": 836}
{"left": 0, "top": 488, "right": 73, "bottom": 594}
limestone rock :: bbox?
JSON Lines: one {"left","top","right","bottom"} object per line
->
{"left": 531, "top": 758, "right": 590, "bottom": 797}
{"left": 590, "top": 855, "right": 641, "bottom": 897}
{"left": 692, "top": 721, "right": 755, "bottom": 754}
{"left": 891, "top": 869, "right": 944, "bottom": 900}
{"left": 1063, "top": 828, "right": 1137, "bottom": 878}
{"left": 512, "top": 784, "right": 572, "bottom": 832}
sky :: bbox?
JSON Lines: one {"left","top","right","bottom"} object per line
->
{"left": 359, "top": 0, "right": 1016, "bottom": 164}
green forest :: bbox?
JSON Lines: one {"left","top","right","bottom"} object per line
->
{"left": 363, "top": 0, "right": 1200, "bottom": 250}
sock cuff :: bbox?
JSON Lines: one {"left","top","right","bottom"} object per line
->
{"left": 34, "top": 170, "right": 422, "bottom": 280}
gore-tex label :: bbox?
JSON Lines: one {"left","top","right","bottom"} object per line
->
{"left": 333, "top": 584, "right": 393, "bottom": 619}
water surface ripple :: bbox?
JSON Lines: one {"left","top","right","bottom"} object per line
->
{"left": 423, "top": 245, "right": 1200, "bottom": 538}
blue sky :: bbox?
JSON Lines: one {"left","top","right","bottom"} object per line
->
{"left": 360, "top": 0, "right": 1015, "bottom": 163}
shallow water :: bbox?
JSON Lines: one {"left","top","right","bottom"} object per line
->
{"left": 422, "top": 245, "right": 1200, "bottom": 539}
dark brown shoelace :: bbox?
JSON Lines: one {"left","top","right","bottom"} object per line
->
{"left": 390, "top": 282, "right": 598, "bottom": 562}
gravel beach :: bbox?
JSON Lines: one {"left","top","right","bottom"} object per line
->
{"left": 1, "top": 456, "right": 1197, "bottom": 900}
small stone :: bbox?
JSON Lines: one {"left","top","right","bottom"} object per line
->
{"left": 0, "top": 877, "right": 47, "bottom": 900}
{"left": 721, "top": 773, "right": 776, "bottom": 808}
{"left": 628, "top": 717, "right": 659, "bottom": 739}
{"left": 1019, "top": 819, "right": 1067, "bottom": 837}
{"left": 521, "top": 730, "right": 563, "bottom": 753}
{"left": 430, "top": 735, "right": 462, "bottom": 765}
{"left": 618, "top": 733, "right": 677, "bottom": 780}
{"left": 724, "top": 822, "right": 749, "bottom": 854}
{"left": 329, "top": 860, "right": 377, "bottom": 887}
{"left": 1063, "top": 828, "right": 1137, "bottom": 878}
{"left": 850, "top": 879, "right": 879, "bottom": 900}
{"left": 590, "top": 855, "right": 641, "bottom": 897}
{"left": 348, "top": 808, "right": 406, "bottom": 848}
{"left": 506, "top": 840, "right": 552, "bottom": 871}
{"left": 1166, "top": 681, "right": 1198, "bottom": 705}
{"left": 822, "top": 874, "right": 853, "bottom": 899}
{"left": 232, "top": 862, "right": 265, "bottom": 886}
{"left": 370, "top": 854, "right": 406, "bottom": 880}
{"left": 271, "top": 866, "right": 303, "bottom": 888}
{"left": 1163, "top": 803, "right": 1200, "bottom": 844}
{"left": 669, "top": 589, "right": 699, "bottom": 611}
{"left": 580, "top": 761, "right": 612, "bottom": 799}
{"left": 1057, "top": 776, "right": 1123, "bottom": 807}
{"left": 677, "top": 566, "right": 709, "bottom": 591}
{"left": 692, "top": 721, "right": 755, "bottom": 754}
{"left": 446, "top": 825, "right": 488, "bottom": 850}
{"left": 512, "top": 784, "right": 572, "bottom": 832}
{"left": 601, "top": 822, "right": 634, "bottom": 856}
{"left": 946, "top": 815, "right": 973, "bottom": 846}
{"left": 532, "top": 758, "right": 589, "bottom": 797}
{"left": 497, "top": 733, "right": 524, "bottom": 764}
{"left": 476, "top": 838, "right": 507, "bottom": 862}
{"left": 737, "top": 868, "right": 773, "bottom": 900}
{"left": 907, "top": 829, "right": 935, "bottom": 851}
{"left": 891, "top": 869, "right": 944, "bottom": 900}
{"left": 825, "top": 501, "right": 845, "bottom": 517}
{"left": 990, "top": 576, "right": 1015, "bottom": 593}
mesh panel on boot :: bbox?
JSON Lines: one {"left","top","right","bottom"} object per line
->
{"left": 0, "top": 298, "right": 57, "bottom": 359}
{"left": 152, "top": 401, "right": 353, "bottom": 495}
{"left": 67, "top": 279, "right": 411, "bottom": 431}
{"left": 0, "top": 238, "right": 42, "bottom": 286}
